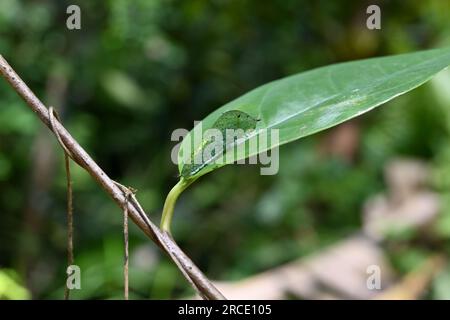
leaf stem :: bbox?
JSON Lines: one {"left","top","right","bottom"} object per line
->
{"left": 160, "top": 178, "right": 192, "bottom": 233}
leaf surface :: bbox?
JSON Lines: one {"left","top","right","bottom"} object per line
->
{"left": 178, "top": 48, "right": 450, "bottom": 180}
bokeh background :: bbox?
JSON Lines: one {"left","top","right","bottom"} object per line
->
{"left": 1, "top": 0, "right": 450, "bottom": 299}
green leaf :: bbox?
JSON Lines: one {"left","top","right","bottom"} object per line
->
{"left": 161, "top": 48, "right": 450, "bottom": 233}
{"left": 178, "top": 47, "right": 450, "bottom": 180}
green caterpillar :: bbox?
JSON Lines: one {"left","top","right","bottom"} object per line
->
{"left": 181, "top": 110, "right": 259, "bottom": 178}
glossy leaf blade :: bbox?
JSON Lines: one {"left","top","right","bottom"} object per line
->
{"left": 178, "top": 48, "right": 450, "bottom": 180}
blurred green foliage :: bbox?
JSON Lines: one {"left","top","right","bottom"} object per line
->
{"left": 0, "top": 269, "right": 30, "bottom": 299}
{"left": 1, "top": 0, "right": 450, "bottom": 299}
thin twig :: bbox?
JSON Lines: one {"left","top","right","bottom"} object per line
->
{"left": 0, "top": 54, "right": 225, "bottom": 300}
{"left": 64, "top": 150, "right": 74, "bottom": 299}
{"left": 48, "top": 107, "right": 74, "bottom": 300}
{"left": 123, "top": 186, "right": 132, "bottom": 300}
